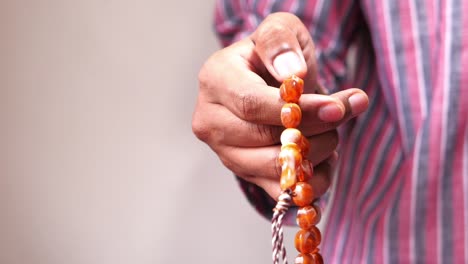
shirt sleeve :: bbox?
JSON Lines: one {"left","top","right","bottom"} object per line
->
{"left": 214, "top": 0, "right": 363, "bottom": 224}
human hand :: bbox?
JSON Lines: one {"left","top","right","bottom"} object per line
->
{"left": 192, "top": 13, "right": 369, "bottom": 200}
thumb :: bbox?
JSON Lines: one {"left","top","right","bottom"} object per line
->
{"left": 251, "top": 12, "right": 317, "bottom": 86}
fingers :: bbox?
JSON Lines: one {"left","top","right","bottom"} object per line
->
{"left": 219, "top": 87, "right": 368, "bottom": 128}
{"left": 193, "top": 102, "right": 283, "bottom": 147}
{"left": 197, "top": 39, "right": 281, "bottom": 124}
{"left": 193, "top": 88, "right": 367, "bottom": 147}
{"left": 300, "top": 88, "right": 369, "bottom": 134}
{"left": 193, "top": 98, "right": 341, "bottom": 149}
{"left": 213, "top": 130, "right": 338, "bottom": 181}
{"left": 193, "top": 89, "right": 367, "bottom": 149}
{"left": 251, "top": 12, "right": 318, "bottom": 88}
{"left": 193, "top": 12, "right": 369, "bottom": 203}
{"left": 330, "top": 88, "right": 370, "bottom": 117}
{"left": 252, "top": 157, "right": 335, "bottom": 201}
{"left": 220, "top": 85, "right": 351, "bottom": 125}
{"left": 307, "top": 155, "right": 336, "bottom": 197}
{"left": 198, "top": 21, "right": 368, "bottom": 128}
{"left": 303, "top": 131, "right": 339, "bottom": 162}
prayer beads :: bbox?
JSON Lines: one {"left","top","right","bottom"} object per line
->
{"left": 279, "top": 75, "right": 304, "bottom": 103}
{"left": 294, "top": 227, "right": 321, "bottom": 254}
{"left": 292, "top": 182, "right": 314, "bottom": 207}
{"left": 297, "top": 205, "right": 322, "bottom": 230}
{"left": 276, "top": 75, "right": 324, "bottom": 264}
{"left": 294, "top": 253, "right": 324, "bottom": 264}
{"left": 281, "top": 103, "right": 302, "bottom": 128}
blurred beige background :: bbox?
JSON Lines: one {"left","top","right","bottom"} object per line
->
{"left": 1, "top": 1, "right": 298, "bottom": 263}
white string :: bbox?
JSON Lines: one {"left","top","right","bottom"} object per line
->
{"left": 272, "top": 190, "right": 292, "bottom": 264}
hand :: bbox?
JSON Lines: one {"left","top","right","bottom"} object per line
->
{"left": 192, "top": 13, "right": 369, "bottom": 200}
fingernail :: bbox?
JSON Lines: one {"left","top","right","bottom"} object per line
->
{"left": 273, "top": 51, "right": 303, "bottom": 79}
{"left": 318, "top": 103, "right": 345, "bottom": 122}
{"left": 348, "top": 93, "right": 369, "bottom": 115}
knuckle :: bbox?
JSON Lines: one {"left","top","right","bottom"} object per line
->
{"left": 219, "top": 154, "right": 244, "bottom": 177}
{"left": 197, "top": 50, "right": 224, "bottom": 92}
{"left": 255, "top": 21, "right": 289, "bottom": 46}
{"left": 197, "top": 64, "right": 208, "bottom": 89}
{"left": 191, "top": 112, "right": 212, "bottom": 142}
{"left": 198, "top": 60, "right": 212, "bottom": 91}
{"left": 237, "top": 91, "right": 261, "bottom": 121}
{"left": 219, "top": 155, "right": 233, "bottom": 170}
{"left": 255, "top": 124, "right": 277, "bottom": 145}
{"left": 259, "top": 20, "right": 288, "bottom": 36}
{"left": 273, "top": 149, "right": 282, "bottom": 179}
{"left": 257, "top": 12, "right": 302, "bottom": 38}
{"left": 264, "top": 12, "right": 300, "bottom": 27}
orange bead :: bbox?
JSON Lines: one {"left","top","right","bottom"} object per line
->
{"left": 294, "top": 227, "right": 321, "bottom": 254}
{"left": 280, "top": 166, "right": 297, "bottom": 190}
{"left": 299, "top": 160, "right": 313, "bottom": 182}
{"left": 299, "top": 136, "right": 310, "bottom": 157}
{"left": 294, "top": 253, "right": 315, "bottom": 264}
{"left": 296, "top": 165, "right": 305, "bottom": 183}
{"left": 280, "top": 128, "right": 302, "bottom": 145}
{"left": 281, "top": 142, "right": 301, "bottom": 151}
{"left": 312, "top": 252, "right": 324, "bottom": 264}
{"left": 279, "top": 143, "right": 302, "bottom": 167}
{"left": 310, "top": 226, "right": 322, "bottom": 245}
{"left": 296, "top": 205, "right": 321, "bottom": 229}
{"left": 279, "top": 143, "right": 302, "bottom": 190}
{"left": 281, "top": 103, "right": 302, "bottom": 128}
{"left": 293, "top": 182, "right": 314, "bottom": 206}
{"left": 280, "top": 75, "right": 304, "bottom": 103}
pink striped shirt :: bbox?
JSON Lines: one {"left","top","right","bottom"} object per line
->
{"left": 214, "top": 0, "right": 468, "bottom": 263}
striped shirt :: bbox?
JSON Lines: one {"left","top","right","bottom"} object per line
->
{"left": 214, "top": 0, "right": 468, "bottom": 263}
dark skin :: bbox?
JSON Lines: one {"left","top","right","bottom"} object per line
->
{"left": 192, "top": 13, "right": 369, "bottom": 200}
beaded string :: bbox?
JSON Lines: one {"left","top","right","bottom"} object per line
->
{"left": 272, "top": 75, "right": 324, "bottom": 264}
